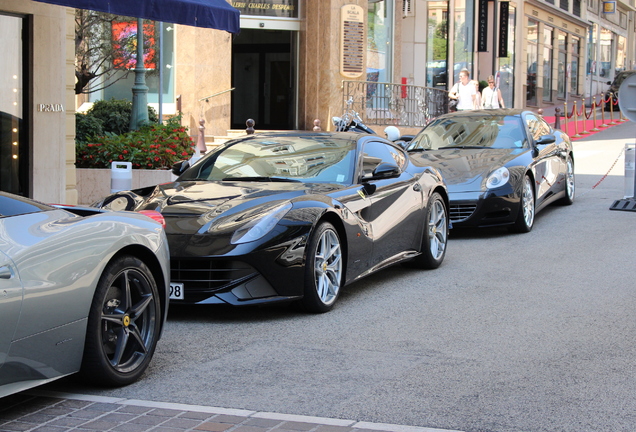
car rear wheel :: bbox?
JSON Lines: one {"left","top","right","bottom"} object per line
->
{"left": 80, "top": 255, "right": 161, "bottom": 386}
{"left": 408, "top": 192, "right": 448, "bottom": 269}
{"left": 558, "top": 158, "right": 575, "bottom": 205}
{"left": 301, "top": 222, "right": 343, "bottom": 313}
{"left": 510, "top": 175, "right": 535, "bottom": 233}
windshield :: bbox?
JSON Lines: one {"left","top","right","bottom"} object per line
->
{"left": 179, "top": 135, "right": 357, "bottom": 184}
{"left": 408, "top": 115, "right": 527, "bottom": 150}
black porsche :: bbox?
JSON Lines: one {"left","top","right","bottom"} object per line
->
{"left": 406, "top": 109, "right": 575, "bottom": 232}
{"left": 95, "top": 132, "right": 449, "bottom": 313}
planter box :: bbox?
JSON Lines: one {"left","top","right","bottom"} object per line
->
{"left": 76, "top": 168, "right": 175, "bottom": 205}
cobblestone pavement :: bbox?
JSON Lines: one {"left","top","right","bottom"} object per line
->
{"left": 0, "top": 391, "right": 462, "bottom": 432}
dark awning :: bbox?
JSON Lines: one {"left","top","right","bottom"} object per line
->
{"left": 33, "top": 0, "right": 240, "bottom": 33}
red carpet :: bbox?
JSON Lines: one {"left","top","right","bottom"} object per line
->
{"left": 542, "top": 115, "right": 628, "bottom": 140}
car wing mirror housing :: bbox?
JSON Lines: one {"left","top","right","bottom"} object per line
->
{"left": 172, "top": 160, "right": 190, "bottom": 176}
{"left": 535, "top": 134, "right": 556, "bottom": 145}
{"left": 372, "top": 162, "right": 400, "bottom": 179}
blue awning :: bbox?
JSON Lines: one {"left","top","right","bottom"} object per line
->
{"left": 33, "top": 0, "right": 240, "bottom": 34}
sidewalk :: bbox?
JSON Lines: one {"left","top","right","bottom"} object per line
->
{"left": 0, "top": 391, "right": 462, "bottom": 432}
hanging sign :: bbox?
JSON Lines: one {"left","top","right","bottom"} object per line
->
{"left": 477, "top": 0, "right": 488, "bottom": 52}
{"left": 340, "top": 4, "right": 365, "bottom": 79}
{"left": 498, "top": 2, "right": 509, "bottom": 58}
{"left": 602, "top": 1, "right": 616, "bottom": 13}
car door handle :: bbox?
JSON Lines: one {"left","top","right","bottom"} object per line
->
{"left": 0, "top": 266, "right": 13, "bottom": 279}
{"left": 412, "top": 183, "right": 421, "bottom": 192}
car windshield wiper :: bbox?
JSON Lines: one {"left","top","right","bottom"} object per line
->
{"left": 222, "top": 176, "right": 301, "bottom": 182}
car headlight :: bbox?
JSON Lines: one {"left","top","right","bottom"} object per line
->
{"left": 230, "top": 203, "right": 292, "bottom": 244}
{"left": 486, "top": 167, "right": 510, "bottom": 189}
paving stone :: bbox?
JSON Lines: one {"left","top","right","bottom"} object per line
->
{"left": 194, "top": 422, "right": 235, "bottom": 432}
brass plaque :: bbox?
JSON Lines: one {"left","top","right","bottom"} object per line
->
{"left": 340, "top": 4, "right": 365, "bottom": 79}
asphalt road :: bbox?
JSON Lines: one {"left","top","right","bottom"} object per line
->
{"left": 45, "top": 121, "right": 636, "bottom": 432}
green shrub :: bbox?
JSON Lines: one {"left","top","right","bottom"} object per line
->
{"left": 75, "top": 112, "right": 104, "bottom": 144}
{"left": 76, "top": 119, "right": 195, "bottom": 169}
{"left": 86, "top": 98, "right": 159, "bottom": 135}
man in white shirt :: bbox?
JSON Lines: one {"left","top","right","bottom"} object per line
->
{"left": 449, "top": 69, "right": 476, "bottom": 111}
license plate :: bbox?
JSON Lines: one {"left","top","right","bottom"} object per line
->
{"left": 169, "top": 282, "right": 184, "bottom": 300}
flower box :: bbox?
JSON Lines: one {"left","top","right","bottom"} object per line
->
{"left": 76, "top": 168, "right": 175, "bottom": 205}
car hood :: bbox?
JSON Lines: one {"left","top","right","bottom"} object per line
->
{"left": 412, "top": 148, "right": 526, "bottom": 191}
{"left": 134, "top": 180, "right": 340, "bottom": 214}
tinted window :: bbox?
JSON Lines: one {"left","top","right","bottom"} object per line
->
{"left": 525, "top": 114, "right": 552, "bottom": 141}
{"left": 0, "top": 193, "right": 52, "bottom": 218}
{"left": 360, "top": 141, "right": 406, "bottom": 178}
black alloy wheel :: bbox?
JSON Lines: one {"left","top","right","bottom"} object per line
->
{"left": 80, "top": 255, "right": 161, "bottom": 386}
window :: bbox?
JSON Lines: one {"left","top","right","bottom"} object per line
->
{"left": 497, "top": 3, "right": 515, "bottom": 109}
{"left": 599, "top": 27, "right": 612, "bottom": 79}
{"left": 557, "top": 31, "right": 567, "bottom": 99}
{"left": 543, "top": 25, "right": 553, "bottom": 102}
{"left": 361, "top": 141, "right": 405, "bottom": 180}
{"left": 527, "top": 19, "right": 539, "bottom": 105}
{"left": 570, "top": 36, "right": 580, "bottom": 94}
{"left": 426, "top": 1, "right": 449, "bottom": 89}
{"left": 453, "top": 0, "right": 474, "bottom": 83}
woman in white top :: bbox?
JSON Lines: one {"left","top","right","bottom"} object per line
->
{"left": 449, "top": 69, "right": 476, "bottom": 111}
{"left": 481, "top": 75, "right": 505, "bottom": 109}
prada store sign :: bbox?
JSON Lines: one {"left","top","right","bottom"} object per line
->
{"left": 231, "top": 0, "right": 298, "bottom": 18}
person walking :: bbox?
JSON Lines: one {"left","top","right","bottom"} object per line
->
{"left": 482, "top": 75, "right": 505, "bottom": 109}
{"left": 472, "top": 80, "right": 483, "bottom": 109}
{"left": 449, "top": 69, "right": 476, "bottom": 111}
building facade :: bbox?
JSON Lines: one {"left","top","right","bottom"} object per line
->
{"left": 1, "top": 0, "right": 635, "bottom": 203}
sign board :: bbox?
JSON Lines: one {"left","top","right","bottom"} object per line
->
{"left": 231, "top": 0, "right": 298, "bottom": 18}
{"left": 618, "top": 73, "right": 636, "bottom": 121}
{"left": 498, "top": 2, "right": 509, "bottom": 58}
{"left": 340, "top": 4, "right": 365, "bottom": 79}
{"left": 602, "top": 1, "right": 616, "bottom": 13}
{"left": 477, "top": 0, "right": 488, "bottom": 52}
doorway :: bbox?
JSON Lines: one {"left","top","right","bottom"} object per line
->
{"left": 232, "top": 29, "right": 296, "bottom": 130}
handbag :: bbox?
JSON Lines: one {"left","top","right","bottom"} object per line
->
{"left": 448, "top": 84, "right": 459, "bottom": 112}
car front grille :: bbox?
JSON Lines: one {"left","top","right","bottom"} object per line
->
{"left": 171, "top": 259, "right": 258, "bottom": 293}
{"left": 449, "top": 204, "right": 477, "bottom": 223}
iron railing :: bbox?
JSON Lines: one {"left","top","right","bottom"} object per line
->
{"left": 341, "top": 80, "right": 448, "bottom": 128}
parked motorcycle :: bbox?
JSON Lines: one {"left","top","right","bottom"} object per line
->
{"left": 332, "top": 98, "right": 413, "bottom": 147}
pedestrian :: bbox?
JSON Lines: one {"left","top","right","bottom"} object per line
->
{"left": 482, "top": 75, "right": 505, "bottom": 109}
{"left": 472, "top": 80, "right": 482, "bottom": 109}
{"left": 449, "top": 68, "right": 476, "bottom": 111}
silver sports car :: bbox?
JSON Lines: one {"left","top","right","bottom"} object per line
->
{"left": 0, "top": 192, "right": 170, "bottom": 397}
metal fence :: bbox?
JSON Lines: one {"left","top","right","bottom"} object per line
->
{"left": 341, "top": 80, "right": 448, "bottom": 128}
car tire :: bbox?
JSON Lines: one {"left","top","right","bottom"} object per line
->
{"left": 301, "top": 222, "right": 343, "bottom": 313}
{"left": 510, "top": 175, "right": 535, "bottom": 233}
{"left": 79, "top": 255, "right": 161, "bottom": 386}
{"left": 558, "top": 158, "right": 575, "bottom": 206}
{"left": 408, "top": 192, "right": 448, "bottom": 269}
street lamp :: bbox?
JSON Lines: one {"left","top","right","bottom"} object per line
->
{"left": 130, "top": 17, "right": 149, "bottom": 130}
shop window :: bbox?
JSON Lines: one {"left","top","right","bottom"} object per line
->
{"left": 497, "top": 3, "right": 515, "bottom": 109}
{"left": 543, "top": 26, "right": 553, "bottom": 102}
{"left": 452, "top": 0, "right": 474, "bottom": 83}
{"left": 557, "top": 31, "right": 567, "bottom": 99}
{"left": 599, "top": 27, "right": 612, "bottom": 78}
{"left": 615, "top": 35, "right": 626, "bottom": 75}
{"left": 587, "top": 23, "right": 597, "bottom": 76}
{"left": 526, "top": 19, "right": 538, "bottom": 105}
{"left": 426, "top": 1, "right": 449, "bottom": 89}
{"left": 570, "top": 36, "right": 580, "bottom": 94}
{"left": 0, "top": 14, "right": 27, "bottom": 196}
{"left": 367, "top": 0, "right": 394, "bottom": 85}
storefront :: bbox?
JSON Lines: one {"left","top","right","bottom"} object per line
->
{"left": 523, "top": 1, "right": 588, "bottom": 108}
{"left": 0, "top": 1, "right": 75, "bottom": 203}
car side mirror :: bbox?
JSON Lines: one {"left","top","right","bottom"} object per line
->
{"left": 371, "top": 162, "right": 400, "bottom": 179}
{"left": 607, "top": 81, "right": 611, "bottom": 85}
{"left": 172, "top": 160, "right": 189, "bottom": 176}
{"left": 535, "top": 134, "right": 556, "bottom": 145}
